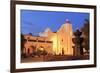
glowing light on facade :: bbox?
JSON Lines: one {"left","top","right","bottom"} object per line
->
{"left": 23, "top": 20, "right": 74, "bottom": 56}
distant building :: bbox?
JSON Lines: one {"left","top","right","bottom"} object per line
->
{"left": 22, "top": 19, "right": 74, "bottom": 56}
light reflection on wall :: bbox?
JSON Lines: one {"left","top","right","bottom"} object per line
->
{"left": 50, "top": 34, "right": 58, "bottom": 55}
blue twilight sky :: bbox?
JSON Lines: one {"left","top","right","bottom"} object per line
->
{"left": 21, "top": 10, "right": 89, "bottom": 36}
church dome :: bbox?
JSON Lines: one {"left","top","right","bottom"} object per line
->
{"left": 65, "top": 19, "right": 71, "bottom": 24}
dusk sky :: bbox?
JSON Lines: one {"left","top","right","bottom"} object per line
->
{"left": 21, "top": 10, "right": 89, "bottom": 36}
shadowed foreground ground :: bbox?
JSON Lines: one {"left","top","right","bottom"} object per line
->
{"left": 21, "top": 55, "right": 89, "bottom": 63}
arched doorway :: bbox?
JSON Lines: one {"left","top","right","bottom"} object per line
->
{"left": 62, "top": 48, "right": 64, "bottom": 55}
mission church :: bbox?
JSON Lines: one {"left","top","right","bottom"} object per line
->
{"left": 22, "top": 19, "right": 74, "bottom": 56}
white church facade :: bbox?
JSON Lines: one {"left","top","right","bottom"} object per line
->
{"left": 22, "top": 20, "right": 74, "bottom": 56}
